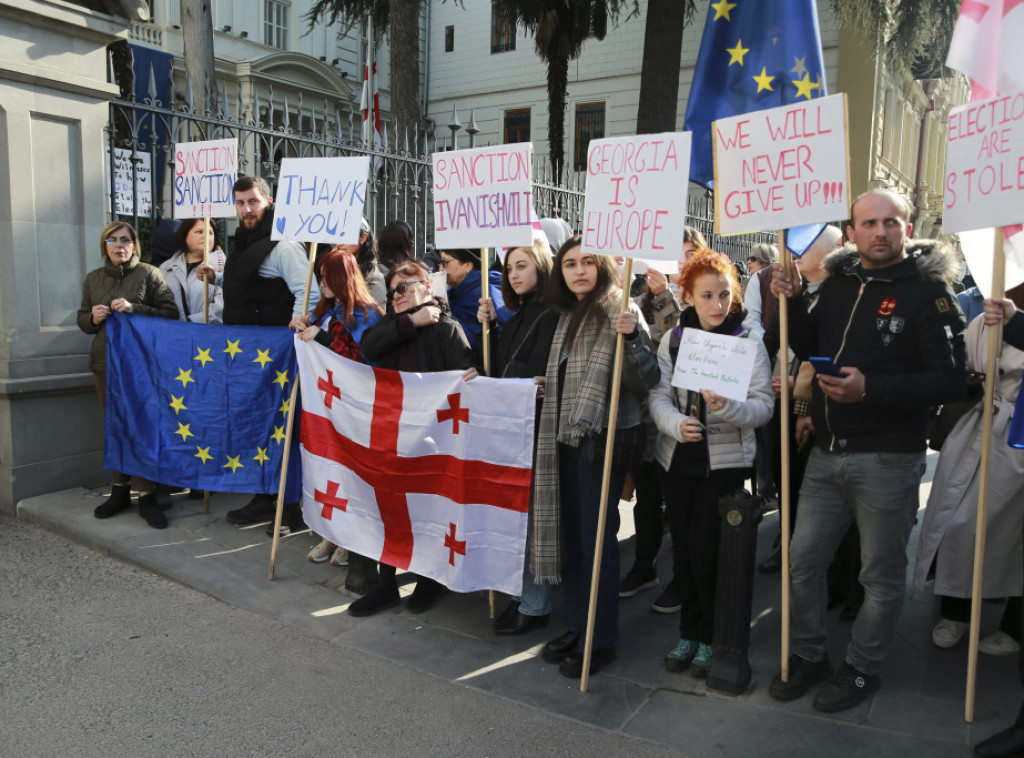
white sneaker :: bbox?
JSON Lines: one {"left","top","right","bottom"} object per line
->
{"left": 932, "top": 618, "right": 969, "bottom": 648}
{"left": 307, "top": 538, "right": 334, "bottom": 563}
{"left": 330, "top": 547, "right": 349, "bottom": 566}
{"left": 980, "top": 630, "right": 1021, "bottom": 656}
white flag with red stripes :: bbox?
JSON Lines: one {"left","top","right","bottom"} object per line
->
{"left": 360, "top": 62, "right": 383, "bottom": 152}
{"left": 296, "top": 338, "right": 536, "bottom": 595}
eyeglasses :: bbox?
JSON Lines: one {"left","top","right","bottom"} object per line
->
{"left": 387, "top": 279, "right": 426, "bottom": 299}
{"left": 105, "top": 236, "right": 134, "bottom": 246}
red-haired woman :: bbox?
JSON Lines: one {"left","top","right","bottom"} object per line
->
{"left": 290, "top": 248, "right": 385, "bottom": 565}
{"left": 649, "top": 249, "right": 773, "bottom": 677}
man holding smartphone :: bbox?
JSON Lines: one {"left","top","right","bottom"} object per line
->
{"left": 767, "top": 189, "right": 966, "bottom": 713}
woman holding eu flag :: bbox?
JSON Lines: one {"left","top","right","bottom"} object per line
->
{"left": 77, "top": 221, "right": 179, "bottom": 529}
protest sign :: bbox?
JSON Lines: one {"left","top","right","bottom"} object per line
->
{"left": 272, "top": 157, "right": 370, "bottom": 244}
{"left": 106, "top": 148, "right": 152, "bottom": 216}
{"left": 172, "top": 139, "right": 237, "bottom": 219}
{"left": 671, "top": 330, "right": 757, "bottom": 402}
{"left": 713, "top": 94, "right": 849, "bottom": 235}
{"left": 581, "top": 133, "right": 691, "bottom": 260}
{"left": 944, "top": 91, "right": 1024, "bottom": 234}
{"left": 433, "top": 144, "right": 534, "bottom": 248}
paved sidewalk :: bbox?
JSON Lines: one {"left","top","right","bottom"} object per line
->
{"left": 17, "top": 457, "right": 1018, "bottom": 757}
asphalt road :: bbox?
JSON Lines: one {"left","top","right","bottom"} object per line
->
{"left": 0, "top": 516, "right": 684, "bottom": 757}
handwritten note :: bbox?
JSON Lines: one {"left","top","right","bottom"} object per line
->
{"left": 173, "top": 139, "right": 237, "bottom": 219}
{"left": 944, "top": 90, "right": 1024, "bottom": 233}
{"left": 272, "top": 156, "right": 370, "bottom": 244}
{"left": 106, "top": 148, "right": 152, "bottom": 216}
{"left": 713, "top": 94, "right": 849, "bottom": 234}
{"left": 581, "top": 132, "right": 691, "bottom": 261}
{"left": 671, "top": 330, "right": 756, "bottom": 402}
{"left": 433, "top": 144, "right": 534, "bottom": 248}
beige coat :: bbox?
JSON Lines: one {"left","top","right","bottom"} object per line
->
{"left": 913, "top": 315, "right": 1024, "bottom": 598}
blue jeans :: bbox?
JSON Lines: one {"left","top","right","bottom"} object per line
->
{"left": 790, "top": 448, "right": 925, "bottom": 675}
{"left": 560, "top": 445, "right": 624, "bottom": 650}
{"left": 517, "top": 526, "right": 552, "bottom": 616}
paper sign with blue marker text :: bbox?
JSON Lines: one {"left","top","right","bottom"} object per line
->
{"left": 106, "top": 147, "right": 153, "bottom": 216}
{"left": 713, "top": 94, "right": 849, "bottom": 234}
{"left": 433, "top": 144, "right": 534, "bottom": 248}
{"left": 671, "top": 330, "right": 756, "bottom": 402}
{"left": 582, "top": 132, "right": 691, "bottom": 261}
{"left": 272, "top": 157, "right": 370, "bottom": 244}
{"left": 943, "top": 90, "right": 1024, "bottom": 234}
{"left": 173, "top": 139, "right": 238, "bottom": 219}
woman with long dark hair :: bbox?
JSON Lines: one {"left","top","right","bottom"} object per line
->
{"left": 377, "top": 220, "right": 416, "bottom": 271}
{"left": 535, "top": 236, "right": 660, "bottom": 678}
{"left": 649, "top": 250, "right": 772, "bottom": 677}
{"left": 161, "top": 218, "right": 226, "bottom": 323}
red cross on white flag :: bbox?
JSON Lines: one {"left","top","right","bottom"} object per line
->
{"left": 294, "top": 338, "right": 536, "bottom": 595}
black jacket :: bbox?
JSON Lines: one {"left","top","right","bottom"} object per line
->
{"left": 360, "top": 301, "right": 477, "bottom": 373}
{"left": 787, "top": 239, "right": 966, "bottom": 453}
{"left": 222, "top": 207, "right": 295, "bottom": 326}
{"left": 493, "top": 296, "right": 558, "bottom": 379}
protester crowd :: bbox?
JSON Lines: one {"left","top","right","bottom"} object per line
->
{"left": 79, "top": 177, "right": 1024, "bottom": 754}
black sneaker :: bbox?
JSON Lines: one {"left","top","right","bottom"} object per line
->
{"left": 619, "top": 568, "right": 659, "bottom": 598}
{"left": 812, "top": 662, "right": 880, "bottom": 713}
{"left": 226, "top": 494, "right": 276, "bottom": 526}
{"left": 651, "top": 584, "right": 682, "bottom": 614}
{"left": 769, "top": 654, "right": 832, "bottom": 701}
{"left": 264, "top": 503, "right": 306, "bottom": 537}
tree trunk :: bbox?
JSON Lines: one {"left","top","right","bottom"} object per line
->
{"left": 546, "top": 53, "right": 569, "bottom": 184}
{"left": 388, "top": 0, "right": 422, "bottom": 150}
{"left": 180, "top": 0, "right": 219, "bottom": 116}
{"left": 635, "top": 0, "right": 684, "bottom": 134}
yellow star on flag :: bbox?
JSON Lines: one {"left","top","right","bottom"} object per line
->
{"left": 224, "top": 339, "right": 243, "bottom": 359}
{"left": 175, "top": 422, "right": 194, "bottom": 442}
{"left": 223, "top": 455, "right": 243, "bottom": 473}
{"left": 753, "top": 67, "right": 774, "bottom": 93}
{"left": 169, "top": 395, "right": 187, "bottom": 415}
{"left": 273, "top": 370, "right": 289, "bottom": 389}
{"left": 174, "top": 367, "right": 195, "bottom": 388}
{"left": 253, "top": 447, "right": 270, "bottom": 466}
{"left": 711, "top": 0, "right": 736, "bottom": 21}
{"left": 195, "top": 446, "right": 212, "bottom": 464}
{"left": 253, "top": 349, "right": 273, "bottom": 369}
{"left": 278, "top": 397, "right": 291, "bottom": 415}
{"left": 271, "top": 425, "right": 287, "bottom": 444}
{"left": 194, "top": 347, "right": 213, "bottom": 367}
{"left": 791, "top": 56, "right": 808, "bottom": 77}
{"left": 792, "top": 73, "right": 818, "bottom": 99}
{"left": 726, "top": 39, "right": 749, "bottom": 66}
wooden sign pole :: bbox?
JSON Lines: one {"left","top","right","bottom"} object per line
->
{"left": 480, "top": 246, "right": 496, "bottom": 619}
{"left": 777, "top": 230, "right": 792, "bottom": 682}
{"left": 203, "top": 217, "right": 212, "bottom": 515}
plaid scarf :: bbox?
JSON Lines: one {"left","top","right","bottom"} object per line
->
{"left": 530, "top": 294, "right": 620, "bottom": 584}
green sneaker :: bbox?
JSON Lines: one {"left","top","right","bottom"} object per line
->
{"left": 664, "top": 638, "right": 698, "bottom": 672}
{"left": 691, "top": 643, "right": 713, "bottom": 678}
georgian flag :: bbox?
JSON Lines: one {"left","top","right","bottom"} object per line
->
{"left": 295, "top": 338, "right": 536, "bottom": 595}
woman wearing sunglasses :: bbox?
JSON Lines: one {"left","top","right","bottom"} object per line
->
{"left": 77, "top": 221, "right": 179, "bottom": 528}
{"left": 352, "top": 260, "right": 478, "bottom": 616}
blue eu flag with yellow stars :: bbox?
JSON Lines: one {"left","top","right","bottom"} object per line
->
{"left": 684, "top": 0, "right": 827, "bottom": 191}
{"left": 104, "top": 313, "right": 301, "bottom": 501}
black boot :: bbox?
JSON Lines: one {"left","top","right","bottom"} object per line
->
{"left": 138, "top": 493, "right": 168, "bottom": 529}
{"left": 345, "top": 553, "right": 379, "bottom": 595}
{"left": 153, "top": 483, "right": 174, "bottom": 510}
{"left": 95, "top": 484, "right": 131, "bottom": 519}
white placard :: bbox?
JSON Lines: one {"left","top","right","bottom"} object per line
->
{"left": 429, "top": 271, "right": 448, "bottom": 300}
{"left": 713, "top": 94, "right": 849, "bottom": 235}
{"left": 272, "top": 157, "right": 370, "bottom": 244}
{"left": 671, "top": 330, "right": 756, "bottom": 402}
{"left": 581, "top": 132, "right": 692, "bottom": 261}
{"left": 944, "top": 91, "right": 1024, "bottom": 233}
{"left": 432, "top": 143, "right": 534, "bottom": 249}
{"left": 960, "top": 227, "right": 1024, "bottom": 298}
{"left": 172, "top": 139, "right": 238, "bottom": 219}
{"left": 106, "top": 148, "right": 152, "bottom": 216}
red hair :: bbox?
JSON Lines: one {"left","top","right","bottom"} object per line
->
{"left": 678, "top": 249, "right": 743, "bottom": 312}
{"left": 312, "top": 249, "right": 384, "bottom": 328}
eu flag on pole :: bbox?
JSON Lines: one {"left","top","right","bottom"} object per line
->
{"left": 104, "top": 313, "right": 301, "bottom": 501}
{"left": 684, "top": 0, "right": 827, "bottom": 191}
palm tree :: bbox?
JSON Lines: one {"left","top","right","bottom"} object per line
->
{"left": 635, "top": 0, "right": 696, "bottom": 134}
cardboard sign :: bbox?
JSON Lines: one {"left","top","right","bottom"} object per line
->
{"left": 713, "top": 94, "right": 849, "bottom": 234}
{"left": 106, "top": 148, "right": 152, "bottom": 216}
{"left": 172, "top": 139, "right": 238, "bottom": 219}
{"left": 944, "top": 91, "right": 1024, "bottom": 233}
{"left": 581, "top": 132, "right": 692, "bottom": 260}
{"left": 671, "top": 330, "right": 756, "bottom": 402}
{"left": 272, "top": 157, "right": 370, "bottom": 244}
{"left": 433, "top": 144, "right": 534, "bottom": 249}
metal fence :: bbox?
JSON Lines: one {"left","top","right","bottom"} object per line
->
{"left": 106, "top": 68, "right": 774, "bottom": 267}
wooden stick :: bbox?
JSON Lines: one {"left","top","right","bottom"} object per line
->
{"left": 965, "top": 227, "right": 1006, "bottom": 722}
{"left": 268, "top": 242, "right": 319, "bottom": 580}
{"left": 203, "top": 217, "right": 212, "bottom": 515}
{"left": 778, "top": 230, "right": 792, "bottom": 682}
{"left": 581, "top": 258, "right": 633, "bottom": 693}
{"left": 480, "top": 247, "right": 496, "bottom": 619}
